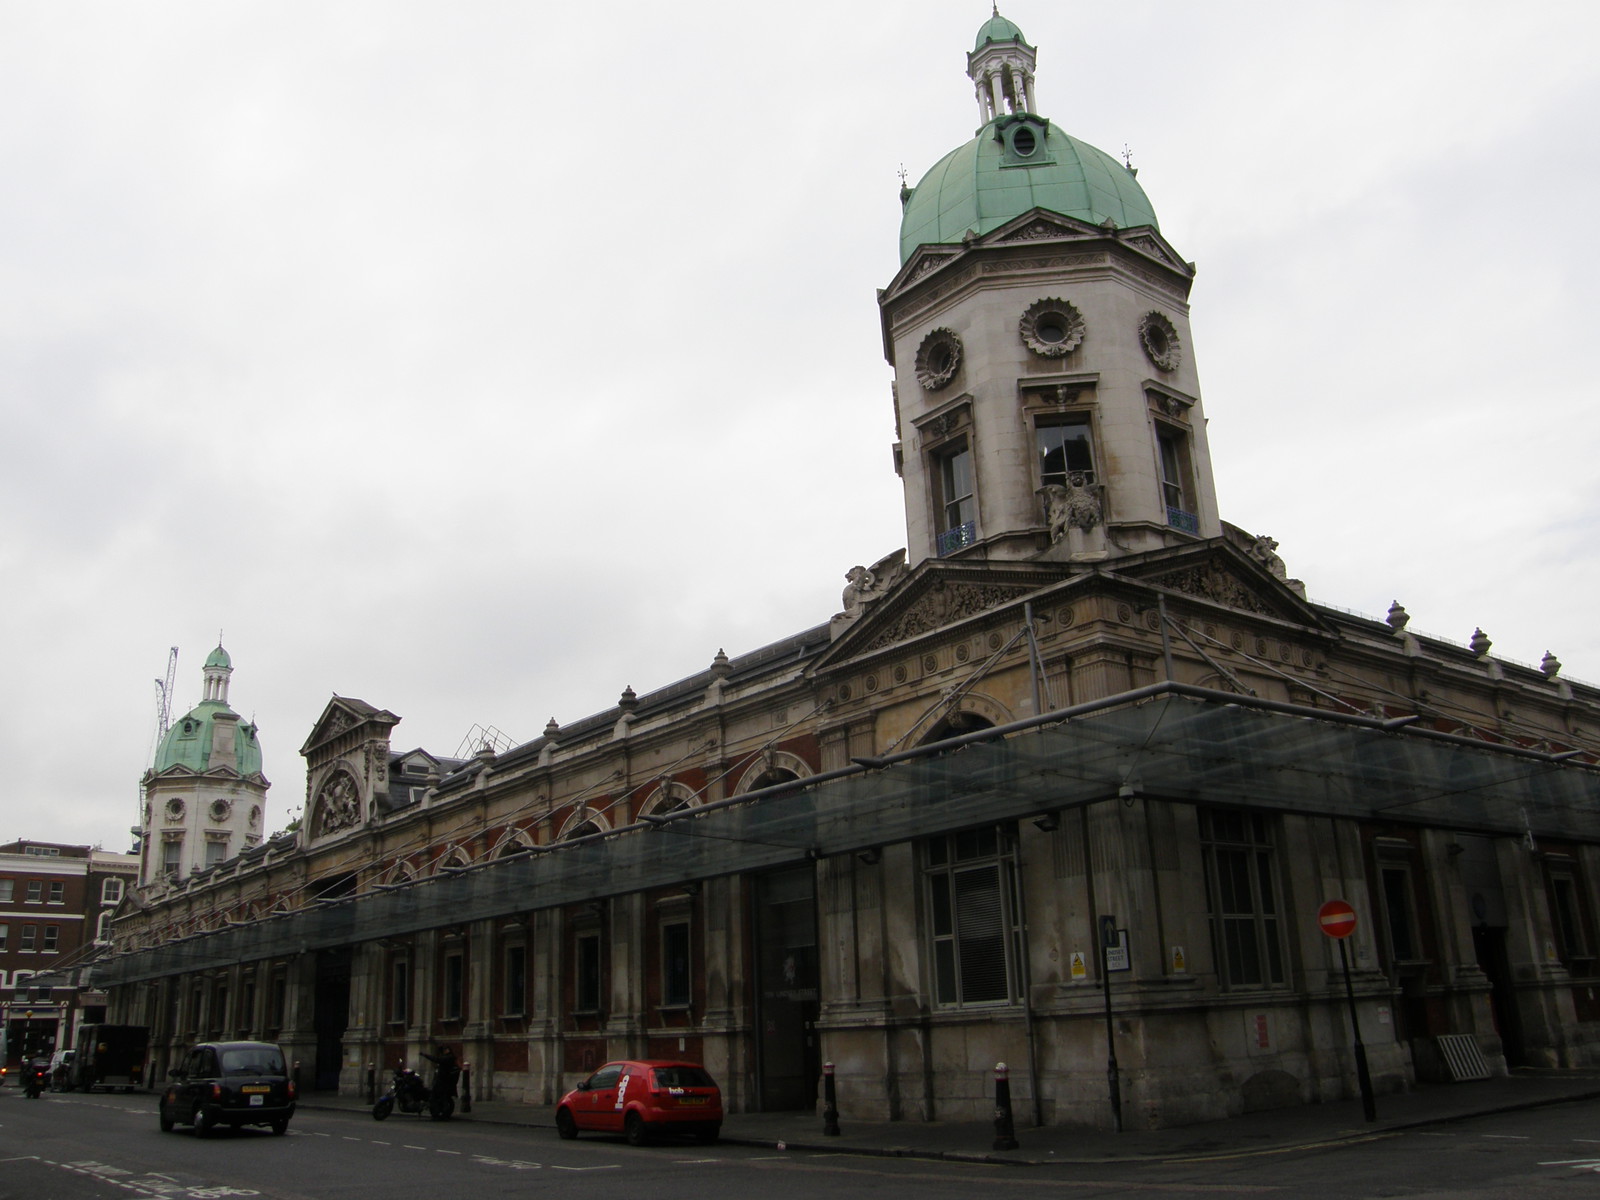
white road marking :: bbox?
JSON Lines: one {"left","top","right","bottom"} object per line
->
{"left": 1483, "top": 1134, "right": 1529, "bottom": 1140}
{"left": 1539, "top": 1158, "right": 1600, "bottom": 1174}
{"left": 549, "top": 1164, "right": 622, "bottom": 1172}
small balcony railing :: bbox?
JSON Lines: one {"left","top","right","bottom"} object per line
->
{"left": 1166, "top": 507, "right": 1200, "bottom": 535}
{"left": 936, "top": 521, "right": 977, "bottom": 557}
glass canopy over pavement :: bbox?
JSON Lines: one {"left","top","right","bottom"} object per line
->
{"left": 99, "top": 684, "right": 1600, "bottom": 985}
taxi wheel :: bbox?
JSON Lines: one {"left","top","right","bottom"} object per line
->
{"left": 624, "top": 1112, "right": 649, "bottom": 1147}
{"left": 555, "top": 1109, "right": 578, "bottom": 1140}
{"left": 270, "top": 1117, "right": 289, "bottom": 1136}
{"left": 158, "top": 1104, "right": 175, "bottom": 1133}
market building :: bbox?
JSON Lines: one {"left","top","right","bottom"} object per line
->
{"left": 98, "top": 14, "right": 1600, "bottom": 1129}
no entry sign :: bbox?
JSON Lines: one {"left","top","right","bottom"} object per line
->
{"left": 1318, "top": 899, "right": 1358, "bottom": 939}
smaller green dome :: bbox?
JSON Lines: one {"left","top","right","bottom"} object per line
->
{"left": 899, "top": 118, "right": 1159, "bottom": 263}
{"left": 153, "top": 703, "right": 263, "bottom": 776}
{"left": 974, "top": 13, "right": 1028, "bottom": 51}
{"left": 205, "top": 644, "right": 232, "bottom": 670}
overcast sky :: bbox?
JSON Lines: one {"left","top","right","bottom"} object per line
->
{"left": 4, "top": 0, "right": 1597, "bottom": 852}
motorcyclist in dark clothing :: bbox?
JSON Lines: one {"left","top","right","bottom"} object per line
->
{"left": 419, "top": 1046, "right": 459, "bottom": 1118}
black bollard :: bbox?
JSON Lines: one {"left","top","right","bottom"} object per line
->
{"left": 366, "top": 1063, "right": 376, "bottom": 1103}
{"left": 822, "top": 1061, "right": 840, "bottom": 1136}
{"left": 292, "top": 1060, "right": 301, "bottom": 1094}
{"left": 992, "top": 1061, "right": 1019, "bottom": 1151}
{"left": 460, "top": 1062, "right": 472, "bottom": 1113}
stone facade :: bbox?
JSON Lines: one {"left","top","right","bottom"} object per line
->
{"left": 96, "top": 13, "right": 1600, "bottom": 1131}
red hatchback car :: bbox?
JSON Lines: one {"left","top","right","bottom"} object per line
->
{"left": 555, "top": 1060, "right": 722, "bottom": 1145}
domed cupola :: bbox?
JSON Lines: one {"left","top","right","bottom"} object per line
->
{"left": 899, "top": 11, "right": 1159, "bottom": 264}
{"left": 881, "top": 15, "right": 1220, "bottom": 569}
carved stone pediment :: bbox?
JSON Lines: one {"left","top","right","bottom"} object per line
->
{"left": 859, "top": 578, "right": 1040, "bottom": 653}
{"left": 993, "top": 213, "right": 1098, "bottom": 244}
{"left": 901, "top": 247, "right": 963, "bottom": 286}
{"left": 1132, "top": 547, "right": 1318, "bottom": 626}
{"left": 1148, "top": 561, "right": 1275, "bottom": 615}
{"left": 1124, "top": 233, "right": 1182, "bottom": 269}
{"left": 300, "top": 697, "right": 400, "bottom": 759}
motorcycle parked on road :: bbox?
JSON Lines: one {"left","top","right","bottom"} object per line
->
{"left": 372, "top": 1066, "right": 453, "bottom": 1121}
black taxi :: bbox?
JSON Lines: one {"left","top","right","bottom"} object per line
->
{"left": 159, "top": 1040, "right": 296, "bottom": 1136}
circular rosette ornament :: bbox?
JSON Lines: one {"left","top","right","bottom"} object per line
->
{"left": 1138, "top": 310, "right": 1181, "bottom": 371}
{"left": 914, "top": 327, "right": 963, "bottom": 391}
{"left": 1019, "top": 298, "right": 1086, "bottom": 357}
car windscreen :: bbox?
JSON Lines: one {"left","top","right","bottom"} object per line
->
{"left": 219, "top": 1047, "right": 286, "bottom": 1077}
{"left": 651, "top": 1066, "right": 715, "bottom": 1089}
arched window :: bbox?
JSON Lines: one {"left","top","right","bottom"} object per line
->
{"left": 640, "top": 781, "right": 697, "bottom": 820}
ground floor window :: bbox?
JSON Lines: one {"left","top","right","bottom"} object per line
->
{"left": 575, "top": 932, "right": 603, "bottom": 1014}
{"left": 503, "top": 944, "right": 527, "bottom": 1016}
{"left": 661, "top": 921, "right": 691, "bottom": 1009}
{"left": 390, "top": 958, "right": 409, "bottom": 1024}
{"left": 442, "top": 952, "right": 465, "bottom": 1019}
{"left": 1545, "top": 855, "right": 1596, "bottom": 978}
{"left": 925, "top": 825, "right": 1023, "bottom": 1007}
{"left": 1199, "top": 808, "right": 1285, "bottom": 988}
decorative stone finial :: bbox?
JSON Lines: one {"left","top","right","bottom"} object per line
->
{"left": 618, "top": 686, "right": 639, "bottom": 712}
{"left": 1469, "top": 628, "right": 1492, "bottom": 658}
{"left": 543, "top": 717, "right": 560, "bottom": 739}
{"left": 1542, "top": 651, "right": 1562, "bottom": 678}
{"left": 710, "top": 649, "right": 732, "bottom": 679}
{"left": 1386, "top": 601, "right": 1409, "bottom": 633}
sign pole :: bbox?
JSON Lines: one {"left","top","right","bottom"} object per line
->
{"left": 1338, "top": 936, "right": 1378, "bottom": 1123}
{"left": 1099, "top": 914, "right": 1122, "bottom": 1133}
{"left": 1320, "top": 899, "right": 1377, "bottom": 1123}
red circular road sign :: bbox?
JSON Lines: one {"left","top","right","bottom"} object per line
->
{"left": 1318, "top": 899, "right": 1358, "bottom": 939}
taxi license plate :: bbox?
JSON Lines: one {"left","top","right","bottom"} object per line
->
{"left": 242, "top": 1085, "right": 270, "bottom": 1094}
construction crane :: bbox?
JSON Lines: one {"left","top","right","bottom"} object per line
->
{"left": 148, "top": 646, "right": 179, "bottom": 764}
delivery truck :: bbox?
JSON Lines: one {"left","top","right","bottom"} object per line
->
{"left": 72, "top": 1025, "right": 150, "bottom": 1092}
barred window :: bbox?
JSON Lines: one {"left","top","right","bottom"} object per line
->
{"left": 1199, "top": 808, "right": 1285, "bottom": 988}
{"left": 925, "top": 825, "right": 1023, "bottom": 1007}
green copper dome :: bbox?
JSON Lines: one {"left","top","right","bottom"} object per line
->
{"left": 153, "top": 703, "right": 263, "bottom": 776}
{"left": 973, "top": 13, "right": 1028, "bottom": 51}
{"left": 204, "top": 645, "right": 232, "bottom": 670}
{"left": 899, "top": 117, "right": 1159, "bottom": 263}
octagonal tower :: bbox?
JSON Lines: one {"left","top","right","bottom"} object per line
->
{"left": 883, "top": 12, "right": 1220, "bottom": 569}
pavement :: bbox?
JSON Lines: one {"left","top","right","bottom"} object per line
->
{"left": 297, "top": 1068, "right": 1600, "bottom": 1166}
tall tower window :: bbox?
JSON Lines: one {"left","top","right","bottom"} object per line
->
{"left": 162, "top": 838, "right": 183, "bottom": 878}
{"left": 1037, "top": 419, "right": 1095, "bottom": 487}
{"left": 1157, "top": 426, "right": 1198, "bottom": 534}
{"left": 934, "top": 442, "right": 977, "bottom": 555}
